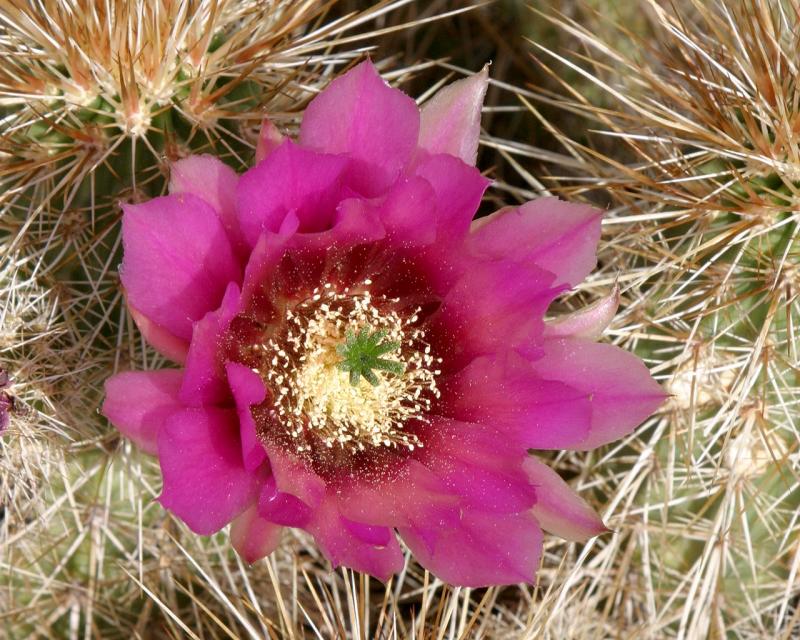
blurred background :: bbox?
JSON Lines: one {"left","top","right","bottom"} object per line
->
{"left": 1, "top": 0, "right": 798, "bottom": 637}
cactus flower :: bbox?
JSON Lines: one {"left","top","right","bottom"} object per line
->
{"left": 103, "top": 61, "right": 663, "bottom": 587}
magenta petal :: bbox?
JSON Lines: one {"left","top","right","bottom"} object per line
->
{"left": 225, "top": 362, "right": 268, "bottom": 472}
{"left": 103, "top": 370, "right": 184, "bottom": 455}
{"left": 158, "top": 407, "right": 259, "bottom": 535}
{"left": 0, "top": 376, "right": 8, "bottom": 432}
{"left": 419, "top": 65, "right": 488, "bottom": 165}
{"left": 121, "top": 193, "right": 240, "bottom": 340}
{"left": 341, "top": 517, "right": 392, "bottom": 547}
{"left": 179, "top": 282, "right": 242, "bottom": 407}
{"left": 243, "top": 205, "right": 385, "bottom": 307}
{"left": 299, "top": 60, "right": 419, "bottom": 195}
{"left": 414, "top": 153, "right": 490, "bottom": 243}
{"left": 336, "top": 459, "right": 459, "bottom": 529}
{"left": 168, "top": 154, "right": 245, "bottom": 255}
{"left": 255, "top": 118, "right": 285, "bottom": 163}
{"left": 241, "top": 229, "right": 294, "bottom": 315}
{"left": 258, "top": 476, "right": 312, "bottom": 527}
{"left": 231, "top": 504, "right": 283, "bottom": 564}
{"left": 236, "top": 140, "right": 349, "bottom": 247}
{"left": 438, "top": 354, "right": 592, "bottom": 449}
{"left": 262, "top": 441, "right": 326, "bottom": 508}
{"left": 530, "top": 337, "right": 666, "bottom": 449}
{"left": 372, "top": 177, "right": 436, "bottom": 246}
{"left": 309, "top": 499, "right": 405, "bottom": 582}
{"left": 469, "top": 197, "right": 603, "bottom": 286}
{"left": 128, "top": 303, "right": 189, "bottom": 364}
{"left": 545, "top": 286, "right": 620, "bottom": 340}
{"left": 420, "top": 418, "right": 536, "bottom": 513}
{"left": 297, "top": 197, "right": 386, "bottom": 252}
{"left": 524, "top": 456, "right": 607, "bottom": 542}
{"left": 436, "top": 258, "right": 560, "bottom": 362}
{"left": 399, "top": 510, "right": 542, "bottom": 587}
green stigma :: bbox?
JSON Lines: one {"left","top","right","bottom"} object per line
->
{"left": 336, "top": 327, "right": 405, "bottom": 387}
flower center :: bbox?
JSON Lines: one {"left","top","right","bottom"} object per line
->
{"left": 248, "top": 281, "right": 441, "bottom": 455}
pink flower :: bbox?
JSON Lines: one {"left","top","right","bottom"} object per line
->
{"left": 103, "top": 61, "right": 663, "bottom": 587}
{"left": 0, "top": 370, "right": 11, "bottom": 433}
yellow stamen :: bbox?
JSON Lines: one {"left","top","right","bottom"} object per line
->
{"left": 250, "top": 281, "right": 441, "bottom": 455}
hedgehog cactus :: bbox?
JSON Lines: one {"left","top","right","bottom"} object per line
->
{"left": 520, "top": 0, "right": 800, "bottom": 636}
{"left": 4, "top": 0, "right": 797, "bottom": 636}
